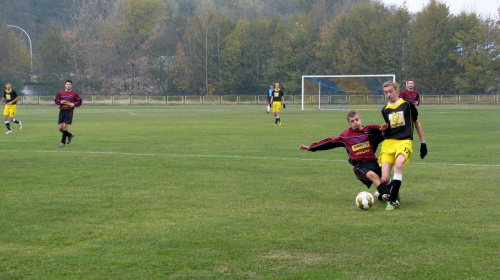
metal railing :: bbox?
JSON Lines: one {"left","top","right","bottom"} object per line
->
{"left": 18, "top": 93, "right": 499, "bottom": 105}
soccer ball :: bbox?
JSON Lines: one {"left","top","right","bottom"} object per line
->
{"left": 356, "top": 191, "right": 374, "bottom": 210}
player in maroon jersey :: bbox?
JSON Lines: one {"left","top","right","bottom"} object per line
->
{"left": 399, "top": 80, "right": 420, "bottom": 106}
{"left": 54, "top": 80, "right": 82, "bottom": 147}
{"left": 299, "top": 110, "right": 391, "bottom": 200}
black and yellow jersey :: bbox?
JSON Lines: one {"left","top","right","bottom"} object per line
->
{"left": 381, "top": 98, "right": 418, "bottom": 140}
{"left": 271, "top": 89, "right": 283, "bottom": 102}
{"left": 3, "top": 89, "right": 18, "bottom": 105}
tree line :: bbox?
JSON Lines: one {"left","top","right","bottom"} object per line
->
{"left": 1, "top": 0, "right": 499, "bottom": 95}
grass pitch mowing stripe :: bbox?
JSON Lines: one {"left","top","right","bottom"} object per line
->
{"left": 3, "top": 149, "right": 500, "bottom": 167}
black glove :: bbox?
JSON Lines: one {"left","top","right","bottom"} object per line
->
{"left": 366, "top": 128, "right": 382, "bottom": 136}
{"left": 420, "top": 143, "right": 427, "bottom": 159}
{"left": 282, "top": 103, "right": 286, "bottom": 109}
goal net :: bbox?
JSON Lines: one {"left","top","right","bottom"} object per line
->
{"left": 301, "top": 74, "right": 395, "bottom": 110}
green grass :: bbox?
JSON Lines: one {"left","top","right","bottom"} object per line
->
{"left": 1, "top": 104, "right": 499, "bottom": 279}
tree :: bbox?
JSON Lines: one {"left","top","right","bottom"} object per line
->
{"left": 318, "top": 3, "right": 394, "bottom": 75}
{"left": 0, "top": 24, "right": 31, "bottom": 84}
{"left": 450, "top": 13, "right": 500, "bottom": 93}
{"left": 37, "top": 25, "right": 71, "bottom": 91}
{"left": 170, "top": 42, "right": 192, "bottom": 93}
{"left": 408, "top": 0, "right": 456, "bottom": 93}
{"left": 184, "top": 10, "right": 233, "bottom": 94}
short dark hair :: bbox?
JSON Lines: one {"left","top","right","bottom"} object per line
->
{"left": 346, "top": 110, "right": 359, "bottom": 120}
{"left": 65, "top": 80, "right": 73, "bottom": 84}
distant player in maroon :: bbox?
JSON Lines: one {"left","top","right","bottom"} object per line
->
{"left": 399, "top": 80, "right": 420, "bottom": 106}
{"left": 299, "top": 110, "right": 390, "bottom": 199}
{"left": 54, "top": 80, "right": 82, "bottom": 147}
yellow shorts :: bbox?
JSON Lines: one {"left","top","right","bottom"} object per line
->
{"left": 273, "top": 101, "right": 281, "bottom": 113}
{"left": 378, "top": 139, "right": 413, "bottom": 166}
{"left": 3, "top": 104, "right": 17, "bottom": 117}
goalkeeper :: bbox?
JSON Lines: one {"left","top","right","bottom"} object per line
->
{"left": 299, "top": 110, "right": 391, "bottom": 200}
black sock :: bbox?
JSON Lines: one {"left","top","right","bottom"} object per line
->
{"left": 13, "top": 119, "right": 19, "bottom": 124}
{"left": 5, "top": 122, "right": 11, "bottom": 130}
{"left": 390, "top": 180, "right": 401, "bottom": 202}
{"left": 376, "top": 183, "right": 391, "bottom": 196}
{"left": 61, "top": 131, "right": 68, "bottom": 144}
{"left": 275, "top": 118, "right": 278, "bottom": 124}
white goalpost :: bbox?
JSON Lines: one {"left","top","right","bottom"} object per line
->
{"left": 301, "top": 74, "right": 396, "bottom": 110}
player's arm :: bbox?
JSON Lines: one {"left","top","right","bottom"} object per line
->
{"left": 415, "top": 93, "right": 420, "bottom": 106}
{"left": 8, "top": 96, "right": 18, "bottom": 105}
{"left": 301, "top": 136, "right": 345, "bottom": 151}
{"left": 72, "top": 94, "right": 83, "bottom": 107}
{"left": 415, "top": 121, "right": 427, "bottom": 159}
{"left": 0, "top": 97, "right": 5, "bottom": 104}
{"left": 411, "top": 101, "right": 426, "bottom": 159}
{"left": 54, "top": 94, "right": 64, "bottom": 105}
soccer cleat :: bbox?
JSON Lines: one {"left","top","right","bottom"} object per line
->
{"left": 5, "top": 130, "right": 12, "bottom": 134}
{"left": 67, "top": 133, "right": 74, "bottom": 144}
{"left": 279, "top": 120, "right": 283, "bottom": 126}
{"left": 59, "top": 143, "right": 65, "bottom": 147}
{"left": 18, "top": 121, "right": 22, "bottom": 129}
{"left": 386, "top": 202, "right": 395, "bottom": 211}
{"left": 382, "top": 194, "right": 401, "bottom": 205}
{"left": 374, "top": 191, "right": 383, "bottom": 201}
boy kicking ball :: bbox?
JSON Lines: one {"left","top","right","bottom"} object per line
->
{"left": 299, "top": 110, "right": 392, "bottom": 203}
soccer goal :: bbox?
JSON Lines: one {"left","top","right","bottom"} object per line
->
{"left": 301, "top": 74, "right": 395, "bottom": 110}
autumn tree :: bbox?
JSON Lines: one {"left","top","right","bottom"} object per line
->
{"left": 450, "top": 13, "right": 500, "bottom": 93}
{"left": 408, "top": 0, "right": 456, "bottom": 93}
{"left": 184, "top": 10, "right": 233, "bottom": 94}
{"left": 0, "top": 24, "right": 31, "bottom": 84}
{"left": 37, "top": 25, "right": 72, "bottom": 92}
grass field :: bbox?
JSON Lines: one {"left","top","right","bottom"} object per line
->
{"left": 1, "top": 104, "right": 499, "bottom": 279}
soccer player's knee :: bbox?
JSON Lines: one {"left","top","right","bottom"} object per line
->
{"left": 381, "top": 174, "right": 391, "bottom": 184}
{"left": 366, "top": 171, "right": 377, "bottom": 181}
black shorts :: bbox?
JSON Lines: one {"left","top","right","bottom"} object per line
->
{"left": 58, "top": 109, "right": 74, "bottom": 125}
{"left": 352, "top": 160, "right": 381, "bottom": 189}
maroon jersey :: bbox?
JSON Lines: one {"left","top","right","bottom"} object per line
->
{"left": 54, "top": 90, "right": 82, "bottom": 110}
{"left": 399, "top": 89, "right": 420, "bottom": 105}
{"left": 307, "top": 125, "right": 383, "bottom": 164}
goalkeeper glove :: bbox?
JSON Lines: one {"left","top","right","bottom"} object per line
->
{"left": 365, "top": 128, "right": 382, "bottom": 136}
{"left": 282, "top": 103, "right": 286, "bottom": 109}
{"left": 420, "top": 142, "right": 427, "bottom": 159}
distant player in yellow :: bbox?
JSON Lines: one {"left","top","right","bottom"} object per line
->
{"left": 270, "top": 82, "right": 285, "bottom": 126}
{"left": 1, "top": 82, "right": 22, "bottom": 134}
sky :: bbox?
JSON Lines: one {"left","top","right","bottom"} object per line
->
{"left": 381, "top": 0, "right": 500, "bottom": 18}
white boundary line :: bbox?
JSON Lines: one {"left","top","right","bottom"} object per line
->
{"left": 6, "top": 150, "right": 500, "bottom": 168}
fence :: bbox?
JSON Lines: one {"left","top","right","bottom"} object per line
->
{"left": 19, "top": 93, "right": 499, "bottom": 105}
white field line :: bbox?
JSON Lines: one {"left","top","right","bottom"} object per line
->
{"left": 6, "top": 149, "right": 500, "bottom": 168}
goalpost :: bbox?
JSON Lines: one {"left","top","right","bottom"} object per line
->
{"left": 301, "top": 74, "right": 396, "bottom": 110}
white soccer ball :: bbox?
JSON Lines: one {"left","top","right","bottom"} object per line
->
{"left": 356, "top": 191, "right": 374, "bottom": 210}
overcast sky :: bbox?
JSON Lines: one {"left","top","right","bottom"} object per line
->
{"left": 381, "top": 0, "right": 499, "bottom": 18}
